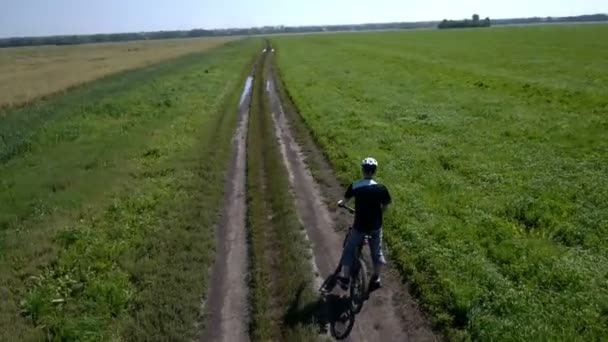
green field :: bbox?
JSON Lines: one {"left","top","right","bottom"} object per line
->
{"left": 2, "top": 23, "right": 607, "bottom": 341}
{"left": 274, "top": 25, "right": 608, "bottom": 340}
{"left": 0, "top": 39, "right": 258, "bottom": 340}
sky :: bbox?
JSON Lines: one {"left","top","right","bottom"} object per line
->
{"left": 0, "top": 0, "right": 606, "bottom": 38}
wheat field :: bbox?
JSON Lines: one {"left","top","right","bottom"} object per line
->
{"left": 0, "top": 37, "right": 237, "bottom": 108}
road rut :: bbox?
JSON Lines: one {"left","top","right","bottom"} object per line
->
{"left": 200, "top": 75, "right": 253, "bottom": 342}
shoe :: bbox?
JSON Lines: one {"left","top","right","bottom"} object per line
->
{"left": 337, "top": 276, "right": 350, "bottom": 291}
{"left": 321, "top": 276, "right": 337, "bottom": 292}
{"left": 369, "top": 275, "right": 382, "bottom": 292}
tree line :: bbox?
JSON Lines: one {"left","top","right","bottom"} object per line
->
{"left": 438, "top": 13, "right": 607, "bottom": 29}
{"left": 439, "top": 14, "right": 491, "bottom": 29}
{"left": 0, "top": 21, "right": 438, "bottom": 48}
{"left": 1, "top": 14, "right": 606, "bottom": 48}
{"left": 492, "top": 13, "right": 608, "bottom": 25}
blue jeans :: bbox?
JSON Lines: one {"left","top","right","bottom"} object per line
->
{"left": 340, "top": 228, "right": 386, "bottom": 269}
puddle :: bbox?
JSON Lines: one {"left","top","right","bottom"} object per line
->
{"left": 239, "top": 76, "right": 254, "bottom": 106}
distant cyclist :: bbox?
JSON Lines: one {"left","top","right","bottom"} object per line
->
{"left": 337, "top": 157, "right": 391, "bottom": 291}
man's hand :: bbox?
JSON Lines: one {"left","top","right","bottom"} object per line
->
{"left": 338, "top": 199, "right": 345, "bottom": 207}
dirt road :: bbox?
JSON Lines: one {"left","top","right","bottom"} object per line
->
{"left": 201, "top": 46, "right": 438, "bottom": 341}
{"left": 265, "top": 49, "right": 439, "bottom": 341}
{"left": 199, "top": 75, "right": 253, "bottom": 342}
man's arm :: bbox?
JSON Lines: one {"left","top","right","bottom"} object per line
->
{"left": 338, "top": 183, "right": 354, "bottom": 207}
{"left": 381, "top": 186, "right": 392, "bottom": 213}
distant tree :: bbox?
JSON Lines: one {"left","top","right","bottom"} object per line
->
{"left": 438, "top": 14, "right": 492, "bottom": 29}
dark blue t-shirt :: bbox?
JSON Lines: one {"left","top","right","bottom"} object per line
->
{"left": 345, "top": 178, "right": 391, "bottom": 233}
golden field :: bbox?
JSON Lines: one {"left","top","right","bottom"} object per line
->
{"left": 0, "top": 37, "right": 237, "bottom": 107}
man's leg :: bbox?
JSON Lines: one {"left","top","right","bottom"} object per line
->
{"left": 339, "top": 229, "right": 364, "bottom": 289}
{"left": 373, "top": 264, "right": 384, "bottom": 279}
{"left": 369, "top": 228, "right": 386, "bottom": 289}
{"left": 341, "top": 265, "right": 350, "bottom": 279}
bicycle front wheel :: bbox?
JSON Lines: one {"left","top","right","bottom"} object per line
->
{"left": 350, "top": 258, "right": 368, "bottom": 314}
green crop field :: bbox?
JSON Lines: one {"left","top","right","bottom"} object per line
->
{"left": 0, "top": 39, "right": 259, "bottom": 341}
{"left": 273, "top": 24, "right": 608, "bottom": 340}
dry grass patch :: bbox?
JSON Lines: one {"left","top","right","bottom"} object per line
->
{"left": 0, "top": 37, "right": 237, "bottom": 108}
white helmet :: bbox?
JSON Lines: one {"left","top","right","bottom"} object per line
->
{"left": 361, "top": 157, "right": 378, "bottom": 173}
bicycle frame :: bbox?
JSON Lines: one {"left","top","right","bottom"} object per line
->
{"left": 319, "top": 204, "right": 369, "bottom": 313}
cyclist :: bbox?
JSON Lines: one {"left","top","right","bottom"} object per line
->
{"left": 337, "top": 157, "right": 391, "bottom": 291}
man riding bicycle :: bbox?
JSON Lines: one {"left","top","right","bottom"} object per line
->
{"left": 337, "top": 157, "right": 391, "bottom": 291}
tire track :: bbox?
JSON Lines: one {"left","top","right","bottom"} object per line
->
{"left": 199, "top": 74, "right": 253, "bottom": 342}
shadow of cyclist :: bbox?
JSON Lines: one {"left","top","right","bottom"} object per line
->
{"left": 284, "top": 283, "right": 369, "bottom": 340}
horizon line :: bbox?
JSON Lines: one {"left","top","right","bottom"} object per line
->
{"left": 1, "top": 11, "right": 606, "bottom": 40}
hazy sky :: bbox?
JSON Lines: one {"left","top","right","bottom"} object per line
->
{"left": 1, "top": 0, "right": 606, "bottom": 38}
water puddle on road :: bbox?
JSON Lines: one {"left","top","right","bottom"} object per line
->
{"left": 239, "top": 76, "right": 254, "bottom": 106}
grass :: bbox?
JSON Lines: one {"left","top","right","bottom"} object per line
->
{"left": 273, "top": 24, "right": 608, "bottom": 340}
{"left": 245, "top": 51, "right": 319, "bottom": 341}
{"left": 0, "top": 38, "right": 260, "bottom": 341}
{"left": 0, "top": 36, "right": 236, "bottom": 108}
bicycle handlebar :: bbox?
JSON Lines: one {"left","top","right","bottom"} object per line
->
{"left": 338, "top": 202, "right": 355, "bottom": 214}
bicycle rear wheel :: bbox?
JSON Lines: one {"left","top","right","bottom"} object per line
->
{"left": 329, "top": 296, "right": 355, "bottom": 340}
{"left": 350, "top": 258, "right": 368, "bottom": 314}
